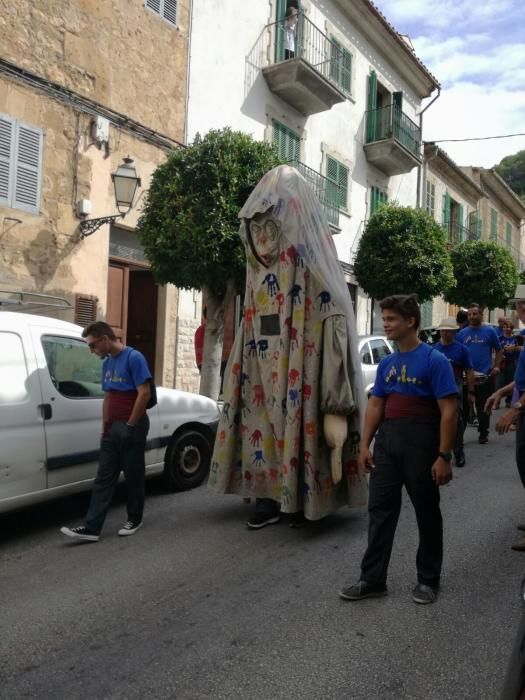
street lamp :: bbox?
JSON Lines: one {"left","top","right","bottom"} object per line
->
{"left": 79, "top": 156, "right": 142, "bottom": 239}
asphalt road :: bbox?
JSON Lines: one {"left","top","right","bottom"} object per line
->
{"left": 1, "top": 416, "right": 524, "bottom": 700}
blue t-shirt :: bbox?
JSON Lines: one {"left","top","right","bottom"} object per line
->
{"left": 372, "top": 343, "right": 457, "bottom": 399}
{"left": 434, "top": 340, "right": 472, "bottom": 379}
{"left": 499, "top": 335, "right": 520, "bottom": 361}
{"left": 456, "top": 325, "right": 500, "bottom": 374}
{"left": 515, "top": 349, "right": 525, "bottom": 393}
{"left": 102, "top": 347, "right": 152, "bottom": 392}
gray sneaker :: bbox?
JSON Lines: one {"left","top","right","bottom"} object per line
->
{"left": 339, "top": 580, "right": 388, "bottom": 601}
{"left": 60, "top": 526, "right": 99, "bottom": 542}
{"left": 118, "top": 521, "right": 143, "bottom": 537}
{"left": 412, "top": 583, "right": 438, "bottom": 604}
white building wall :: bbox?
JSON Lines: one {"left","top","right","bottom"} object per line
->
{"left": 187, "top": 0, "right": 425, "bottom": 334}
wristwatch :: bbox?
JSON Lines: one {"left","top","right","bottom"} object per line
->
{"left": 438, "top": 451, "right": 453, "bottom": 462}
{"left": 512, "top": 401, "right": 524, "bottom": 410}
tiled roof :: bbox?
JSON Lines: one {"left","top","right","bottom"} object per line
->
{"left": 365, "top": 0, "right": 441, "bottom": 89}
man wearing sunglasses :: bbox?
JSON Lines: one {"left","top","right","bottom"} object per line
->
{"left": 61, "top": 321, "right": 152, "bottom": 542}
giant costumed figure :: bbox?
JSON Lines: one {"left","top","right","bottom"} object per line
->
{"left": 209, "top": 165, "right": 367, "bottom": 528}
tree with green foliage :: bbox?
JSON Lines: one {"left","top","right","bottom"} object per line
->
{"left": 495, "top": 149, "right": 525, "bottom": 204}
{"left": 353, "top": 203, "right": 454, "bottom": 303}
{"left": 137, "top": 128, "right": 281, "bottom": 398}
{"left": 445, "top": 240, "right": 519, "bottom": 310}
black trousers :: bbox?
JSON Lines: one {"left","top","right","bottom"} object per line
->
{"left": 85, "top": 416, "right": 149, "bottom": 534}
{"left": 361, "top": 419, "right": 443, "bottom": 587}
{"left": 473, "top": 377, "right": 493, "bottom": 438}
{"left": 516, "top": 412, "right": 525, "bottom": 489}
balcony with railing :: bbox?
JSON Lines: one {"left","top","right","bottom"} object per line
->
{"left": 444, "top": 221, "right": 480, "bottom": 247}
{"left": 261, "top": 13, "right": 350, "bottom": 116}
{"left": 291, "top": 160, "right": 343, "bottom": 228}
{"left": 364, "top": 104, "right": 422, "bottom": 175}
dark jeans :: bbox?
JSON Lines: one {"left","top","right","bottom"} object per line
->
{"left": 516, "top": 412, "right": 525, "bottom": 490}
{"left": 473, "top": 377, "right": 494, "bottom": 438}
{"left": 361, "top": 419, "right": 443, "bottom": 588}
{"left": 255, "top": 498, "right": 280, "bottom": 516}
{"left": 454, "top": 378, "right": 465, "bottom": 455}
{"left": 85, "top": 415, "right": 149, "bottom": 534}
{"left": 497, "top": 362, "right": 517, "bottom": 406}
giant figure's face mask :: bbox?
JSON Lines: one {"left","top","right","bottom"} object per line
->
{"left": 247, "top": 210, "right": 281, "bottom": 267}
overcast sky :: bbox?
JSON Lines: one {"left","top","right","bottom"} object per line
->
{"left": 373, "top": 0, "right": 525, "bottom": 167}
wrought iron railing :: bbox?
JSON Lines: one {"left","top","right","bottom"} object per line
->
{"left": 290, "top": 160, "right": 343, "bottom": 227}
{"left": 268, "top": 13, "right": 351, "bottom": 96}
{"left": 444, "top": 222, "right": 480, "bottom": 245}
{"left": 365, "top": 104, "right": 421, "bottom": 158}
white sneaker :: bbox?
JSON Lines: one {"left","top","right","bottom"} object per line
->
{"left": 118, "top": 521, "right": 143, "bottom": 537}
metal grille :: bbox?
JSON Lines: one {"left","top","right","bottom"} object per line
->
{"left": 365, "top": 104, "right": 421, "bottom": 158}
{"left": 163, "top": 0, "right": 177, "bottom": 24}
{"left": 0, "top": 116, "right": 12, "bottom": 202}
{"left": 74, "top": 294, "right": 98, "bottom": 326}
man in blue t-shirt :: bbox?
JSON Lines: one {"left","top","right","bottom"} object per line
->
{"left": 434, "top": 317, "right": 475, "bottom": 467}
{"left": 61, "top": 321, "right": 152, "bottom": 542}
{"left": 456, "top": 303, "right": 502, "bottom": 444}
{"left": 339, "top": 294, "right": 457, "bottom": 606}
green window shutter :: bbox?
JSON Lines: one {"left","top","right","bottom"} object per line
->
{"left": 366, "top": 71, "right": 378, "bottom": 143}
{"left": 0, "top": 114, "right": 15, "bottom": 207}
{"left": 370, "top": 186, "right": 386, "bottom": 216}
{"left": 506, "top": 222, "right": 512, "bottom": 248}
{"left": 490, "top": 208, "right": 498, "bottom": 240}
{"left": 393, "top": 92, "right": 403, "bottom": 110}
{"left": 326, "top": 156, "right": 348, "bottom": 211}
{"left": 341, "top": 48, "right": 352, "bottom": 94}
{"left": 272, "top": 120, "right": 300, "bottom": 163}
{"left": 330, "top": 36, "right": 341, "bottom": 83}
{"left": 329, "top": 39, "right": 352, "bottom": 94}
{"left": 458, "top": 204, "right": 464, "bottom": 241}
{"left": 442, "top": 193, "right": 451, "bottom": 239}
{"left": 477, "top": 215, "right": 483, "bottom": 239}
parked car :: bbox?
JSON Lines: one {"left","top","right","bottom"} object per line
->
{"left": 0, "top": 312, "right": 219, "bottom": 514}
{"left": 358, "top": 335, "right": 394, "bottom": 396}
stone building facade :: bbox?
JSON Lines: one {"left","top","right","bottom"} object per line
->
{"left": 0, "top": 0, "right": 201, "bottom": 391}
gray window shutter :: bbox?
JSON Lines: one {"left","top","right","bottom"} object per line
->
{"left": 74, "top": 294, "right": 98, "bottom": 326}
{"left": 0, "top": 115, "right": 14, "bottom": 206}
{"left": 163, "top": 0, "right": 177, "bottom": 24}
{"left": 13, "top": 122, "right": 43, "bottom": 213}
{"left": 146, "top": 0, "right": 161, "bottom": 13}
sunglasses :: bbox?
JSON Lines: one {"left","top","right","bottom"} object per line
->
{"left": 87, "top": 336, "right": 105, "bottom": 350}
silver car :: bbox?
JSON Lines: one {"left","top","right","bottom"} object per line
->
{"left": 358, "top": 335, "right": 394, "bottom": 396}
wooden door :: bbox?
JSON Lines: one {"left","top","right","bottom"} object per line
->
{"left": 107, "top": 263, "right": 129, "bottom": 341}
{"left": 127, "top": 270, "right": 158, "bottom": 376}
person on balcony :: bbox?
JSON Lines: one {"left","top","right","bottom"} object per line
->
{"left": 284, "top": 6, "right": 298, "bottom": 59}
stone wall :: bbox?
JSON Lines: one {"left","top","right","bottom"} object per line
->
{"left": 174, "top": 316, "right": 201, "bottom": 394}
{"left": 0, "top": 0, "right": 190, "bottom": 141}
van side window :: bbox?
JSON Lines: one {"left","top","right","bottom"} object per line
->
{"left": 0, "top": 331, "right": 29, "bottom": 402}
{"left": 41, "top": 335, "right": 104, "bottom": 399}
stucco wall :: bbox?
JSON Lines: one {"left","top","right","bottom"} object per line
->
{"left": 0, "top": 0, "right": 189, "bottom": 140}
{"left": 187, "top": 0, "right": 425, "bottom": 334}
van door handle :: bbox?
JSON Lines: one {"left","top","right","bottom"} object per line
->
{"left": 39, "top": 404, "right": 52, "bottom": 420}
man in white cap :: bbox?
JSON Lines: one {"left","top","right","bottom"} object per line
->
{"left": 434, "top": 317, "right": 475, "bottom": 467}
{"left": 486, "top": 285, "right": 525, "bottom": 550}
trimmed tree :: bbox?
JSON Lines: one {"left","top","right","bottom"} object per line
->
{"left": 445, "top": 240, "right": 519, "bottom": 310}
{"left": 137, "top": 128, "right": 281, "bottom": 399}
{"left": 353, "top": 203, "right": 454, "bottom": 303}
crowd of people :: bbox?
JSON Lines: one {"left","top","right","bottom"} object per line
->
{"left": 57, "top": 163, "right": 525, "bottom": 610}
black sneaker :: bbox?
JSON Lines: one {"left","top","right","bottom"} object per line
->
{"left": 339, "top": 580, "right": 388, "bottom": 601}
{"left": 60, "top": 526, "right": 99, "bottom": 542}
{"left": 454, "top": 450, "right": 466, "bottom": 467}
{"left": 118, "top": 521, "right": 143, "bottom": 536}
{"left": 288, "top": 512, "right": 308, "bottom": 528}
{"left": 412, "top": 583, "right": 438, "bottom": 604}
{"left": 246, "top": 512, "right": 280, "bottom": 529}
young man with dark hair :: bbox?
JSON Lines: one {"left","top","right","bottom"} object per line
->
{"left": 456, "top": 309, "right": 468, "bottom": 330}
{"left": 456, "top": 303, "right": 502, "bottom": 444}
{"left": 340, "top": 294, "right": 457, "bottom": 605}
{"left": 61, "top": 321, "right": 152, "bottom": 541}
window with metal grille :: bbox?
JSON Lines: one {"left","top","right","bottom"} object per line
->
{"left": 74, "top": 294, "right": 98, "bottom": 327}
{"left": 0, "top": 114, "right": 43, "bottom": 214}
{"left": 490, "top": 207, "right": 498, "bottom": 240}
{"left": 370, "top": 186, "right": 387, "bottom": 216}
{"left": 425, "top": 181, "right": 435, "bottom": 218}
{"left": 506, "top": 221, "right": 512, "bottom": 248}
{"left": 326, "top": 155, "right": 348, "bottom": 211}
{"left": 329, "top": 37, "right": 352, "bottom": 95}
{"left": 272, "top": 120, "right": 300, "bottom": 162}
{"left": 145, "top": 0, "right": 177, "bottom": 26}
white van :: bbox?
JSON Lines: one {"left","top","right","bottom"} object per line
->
{"left": 0, "top": 311, "right": 219, "bottom": 514}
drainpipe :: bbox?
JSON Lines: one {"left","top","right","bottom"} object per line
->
{"left": 416, "top": 87, "right": 441, "bottom": 208}
{"left": 184, "top": 0, "right": 194, "bottom": 146}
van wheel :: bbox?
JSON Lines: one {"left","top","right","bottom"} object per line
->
{"left": 163, "top": 430, "right": 211, "bottom": 491}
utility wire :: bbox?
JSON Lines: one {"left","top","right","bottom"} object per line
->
{"left": 433, "top": 132, "right": 525, "bottom": 143}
